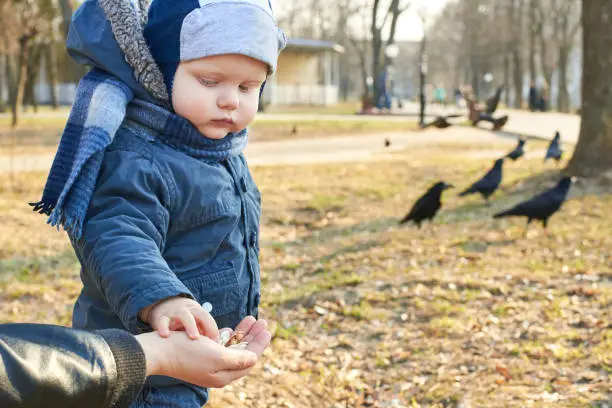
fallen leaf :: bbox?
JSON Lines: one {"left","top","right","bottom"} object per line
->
{"left": 496, "top": 364, "right": 513, "bottom": 381}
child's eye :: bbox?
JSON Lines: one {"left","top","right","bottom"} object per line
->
{"left": 239, "top": 85, "right": 252, "bottom": 92}
{"left": 199, "top": 78, "right": 217, "bottom": 87}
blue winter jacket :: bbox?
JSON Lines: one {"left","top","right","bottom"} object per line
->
{"left": 71, "top": 119, "right": 262, "bottom": 334}
{"left": 66, "top": 0, "right": 261, "bottom": 401}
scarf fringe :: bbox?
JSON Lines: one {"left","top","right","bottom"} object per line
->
{"left": 47, "top": 207, "right": 85, "bottom": 239}
{"left": 29, "top": 200, "right": 55, "bottom": 216}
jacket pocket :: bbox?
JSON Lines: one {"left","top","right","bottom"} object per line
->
{"left": 181, "top": 263, "right": 240, "bottom": 318}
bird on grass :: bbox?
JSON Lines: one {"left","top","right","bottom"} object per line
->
{"left": 399, "top": 181, "right": 454, "bottom": 227}
{"left": 422, "top": 114, "right": 463, "bottom": 129}
{"left": 291, "top": 124, "right": 298, "bottom": 135}
{"left": 459, "top": 158, "right": 504, "bottom": 205}
{"left": 384, "top": 137, "right": 391, "bottom": 147}
{"left": 506, "top": 139, "right": 526, "bottom": 161}
{"left": 544, "top": 131, "right": 563, "bottom": 163}
{"left": 493, "top": 176, "right": 574, "bottom": 236}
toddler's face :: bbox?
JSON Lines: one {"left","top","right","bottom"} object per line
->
{"left": 172, "top": 54, "right": 267, "bottom": 139}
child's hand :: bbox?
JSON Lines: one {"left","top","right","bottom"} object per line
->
{"left": 142, "top": 296, "right": 219, "bottom": 341}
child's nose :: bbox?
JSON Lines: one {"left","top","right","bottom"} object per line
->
{"left": 217, "top": 89, "right": 239, "bottom": 110}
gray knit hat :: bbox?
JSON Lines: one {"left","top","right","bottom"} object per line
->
{"left": 144, "top": 0, "right": 286, "bottom": 94}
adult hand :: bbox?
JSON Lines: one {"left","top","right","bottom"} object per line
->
{"left": 135, "top": 316, "right": 271, "bottom": 388}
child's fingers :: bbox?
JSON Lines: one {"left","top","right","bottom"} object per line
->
{"left": 169, "top": 318, "right": 181, "bottom": 331}
{"left": 176, "top": 309, "right": 200, "bottom": 339}
{"left": 192, "top": 307, "right": 219, "bottom": 341}
{"left": 156, "top": 316, "right": 171, "bottom": 337}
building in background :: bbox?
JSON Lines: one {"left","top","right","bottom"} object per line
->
{"left": 262, "top": 38, "right": 345, "bottom": 106}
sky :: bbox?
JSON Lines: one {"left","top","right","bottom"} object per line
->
{"left": 394, "top": 0, "right": 449, "bottom": 40}
{"left": 271, "top": 0, "right": 450, "bottom": 42}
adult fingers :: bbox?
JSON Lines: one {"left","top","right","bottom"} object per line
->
{"left": 241, "top": 319, "right": 268, "bottom": 343}
{"left": 245, "top": 329, "right": 271, "bottom": 357}
{"left": 234, "top": 315, "right": 257, "bottom": 335}
{"left": 211, "top": 366, "right": 254, "bottom": 388}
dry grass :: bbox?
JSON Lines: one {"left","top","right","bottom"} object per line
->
{"left": 0, "top": 135, "right": 610, "bottom": 408}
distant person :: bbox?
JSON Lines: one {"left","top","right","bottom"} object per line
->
{"left": 434, "top": 85, "right": 446, "bottom": 105}
{"left": 454, "top": 88, "right": 464, "bottom": 108}
{"left": 376, "top": 68, "right": 392, "bottom": 112}
{"left": 528, "top": 81, "right": 539, "bottom": 111}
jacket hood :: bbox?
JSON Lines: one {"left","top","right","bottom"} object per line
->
{"left": 66, "top": 0, "right": 168, "bottom": 104}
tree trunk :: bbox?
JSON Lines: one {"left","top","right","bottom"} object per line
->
{"left": 566, "top": 1, "right": 612, "bottom": 177}
{"left": 371, "top": 0, "right": 382, "bottom": 105}
{"left": 11, "top": 34, "right": 33, "bottom": 128}
{"left": 528, "top": 0, "right": 537, "bottom": 84}
{"left": 512, "top": 49, "right": 523, "bottom": 109}
{"left": 557, "top": 45, "right": 570, "bottom": 112}
{"left": 57, "top": 0, "right": 74, "bottom": 39}
{"left": 503, "top": 52, "right": 510, "bottom": 106}
{"left": 471, "top": 66, "right": 480, "bottom": 100}
{"left": 24, "top": 44, "right": 42, "bottom": 113}
{"left": 0, "top": 54, "right": 5, "bottom": 112}
{"left": 5, "top": 55, "right": 15, "bottom": 107}
{"left": 44, "top": 40, "right": 59, "bottom": 109}
{"left": 556, "top": 12, "right": 573, "bottom": 113}
{"left": 511, "top": 0, "right": 524, "bottom": 109}
{"left": 371, "top": 0, "right": 404, "bottom": 106}
{"left": 357, "top": 45, "right": 369, "bottom": 99}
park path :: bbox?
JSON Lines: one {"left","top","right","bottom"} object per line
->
{"left": 397, "top": 101, "right": 580, "bottom": 143}
{"left": 0, "top": 105, "right": 579, "bottom": 173}
{"left": 0, "top": 127, "right": 551, "bottom": 173}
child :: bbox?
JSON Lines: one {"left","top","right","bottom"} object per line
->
{"left": 31, "top": 0, "right": 286, "bottom": 406}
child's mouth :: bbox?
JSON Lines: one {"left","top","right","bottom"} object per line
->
{"left": 211, "top": 118, "right": 235, "bottom": 126}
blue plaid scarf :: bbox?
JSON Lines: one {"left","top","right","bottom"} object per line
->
{"left": 31, "top": 68, "right": 247, "bottom": 239}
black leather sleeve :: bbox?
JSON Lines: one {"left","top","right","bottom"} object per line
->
{"left": 0, "top": 324, "right": 146, "bottom": 408}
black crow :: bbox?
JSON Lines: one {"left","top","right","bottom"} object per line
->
{"left": 399, "top": 181, "right": 454, "bottom": 227}
{"left": 422, "top": 114, "right": 463, "bottom": 129}
{"left": 385, "top": 137, "right": 391, "bottom": 147}
{"left": 459, "top": 158, "right": 504, "bottom": 205}
{"left": 544, "top": 131, "right": 563, "bottom": 163}
{"left": 493, "top": 176, "right": 573, "bottom": 235}
{"left": 506, "top": 139, "right": 526, "bottom": 161}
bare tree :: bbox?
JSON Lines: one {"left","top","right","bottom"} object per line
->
{"left": 555, "top": 0, "right": 581, "bottom": 113}
{"left": 12, "top": 28, "right": 38, "bottom": 127}
{"left": 509, "top": 0, "right": 525, "bottom": 108}
{"left": 370, "top": 0, "right": 410, "bottom": 104}
{"left": 348, "top": 7, "right": 372, "bottom": 100}
{"left": 23, "top": 41, "right": 43, "bottom": 113}
{"left": 534, "top": 0, "right": 559, "bottom": 109}
{"left": 566, "top": 0, "right": 612, "bottom": 177}
{"left": 0, "top": 0, "right": 63, "bottom": 125}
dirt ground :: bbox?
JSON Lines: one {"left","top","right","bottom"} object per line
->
{"left": 0, "top": 128, "right": 609, "bottom": 408}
